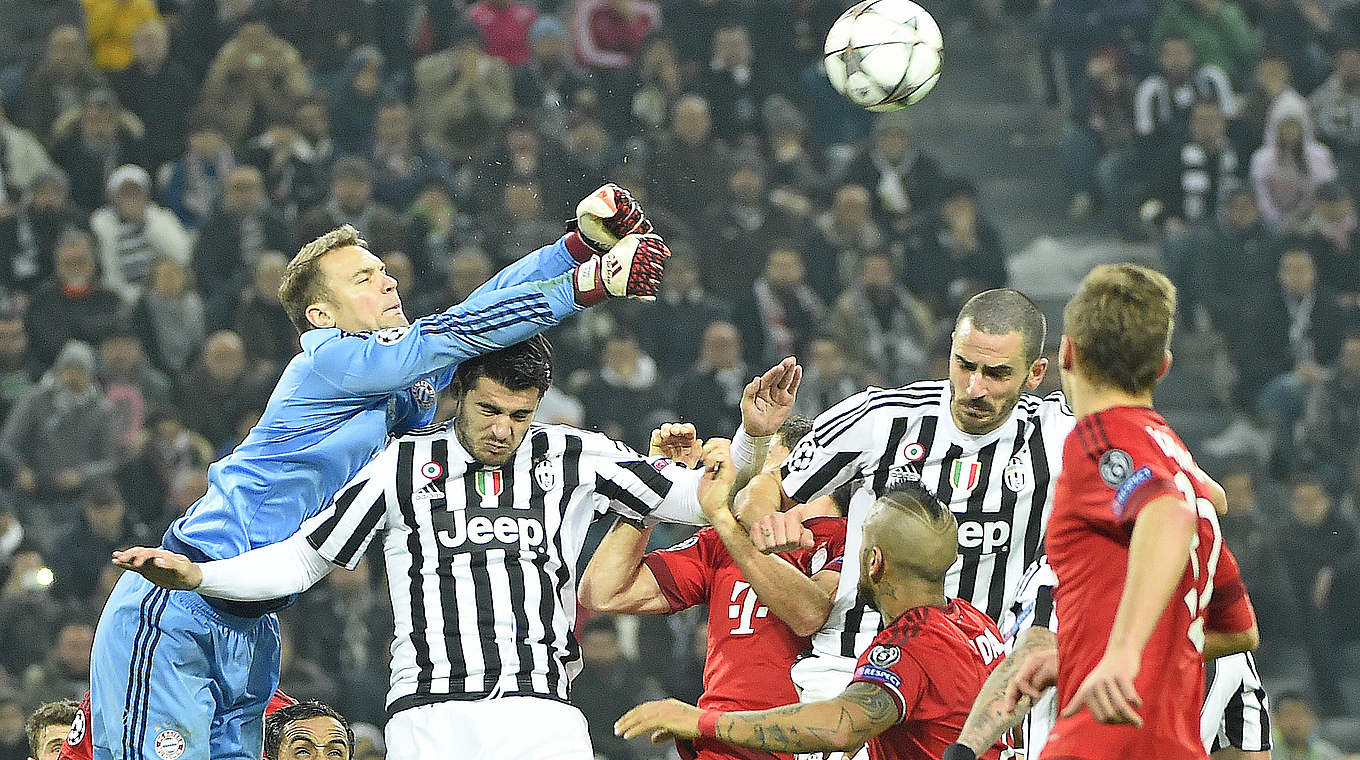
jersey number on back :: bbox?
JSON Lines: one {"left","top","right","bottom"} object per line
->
{"left": 1174, "top": 470, "right": 1224, "bottom": 653}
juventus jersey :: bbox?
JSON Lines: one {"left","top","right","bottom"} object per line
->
{"left": 779, "top": 380, "right": 1074, "bottom": 660}
{"left": 301, "top": 422, "right": 705, "bottom": 716}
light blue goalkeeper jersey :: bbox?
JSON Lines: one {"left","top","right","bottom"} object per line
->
{"left": 161, "top": 239, "right": 581, "bottom": 589}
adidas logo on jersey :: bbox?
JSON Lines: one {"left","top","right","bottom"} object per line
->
{"left": 412, "top": 481, "right": 445, "bottom": 502}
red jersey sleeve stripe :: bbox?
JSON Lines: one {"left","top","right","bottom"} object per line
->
{"left": 641, "top": 554, "right": 689, "bottom": 613}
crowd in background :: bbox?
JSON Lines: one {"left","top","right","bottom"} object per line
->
{"left": 0, "top": 0, "right": 1356, "bottom": 756}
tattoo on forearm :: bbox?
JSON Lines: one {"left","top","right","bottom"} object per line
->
{"left": 957, "top": 628, "right": 1054, "bottom": 751}
{"left": 715, "top": 683, "right": 897, "bottom": 752}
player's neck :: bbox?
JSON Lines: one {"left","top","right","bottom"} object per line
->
{"left": 1067, "top": 374, "right": 1154, "bottom": 419}
{"left": 874, "top": 577, "right": 947, "bottom": 624}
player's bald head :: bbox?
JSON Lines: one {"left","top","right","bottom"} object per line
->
{"left": 862, "top": 481, "right": 958, "bottom": 584}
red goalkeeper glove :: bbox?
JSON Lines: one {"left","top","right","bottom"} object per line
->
{"left": 572, "top": 233, "right": 669, "bottom": 306}
{"left": 569, "top": 183, "right": 654, "bottom": 255}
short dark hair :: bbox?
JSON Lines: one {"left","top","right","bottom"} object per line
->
{"left": 27, "top": 700, "right": 78, "bottom": 759}
{"left": 777, "top": 415, "right": 814, "bottom": 451}
{"left": 955, "top": 288, "right": 1048, "bottom": 364}
{"left": 264, "top": 701, "right": 353, "bottom": 760}
{"left": 451, "top": 335, "right": 553, "bottom": 397}
{"left": 878, "top": 480, "right": 951, "bottom": 525}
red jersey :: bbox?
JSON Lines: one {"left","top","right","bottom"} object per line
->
{"left": 643, "top": 516, "right": 847, "bottom": 760}
{"left": 849, "top": 599, "right": 1006, "bottom": 760}
{"left": 1044, "top": 407, "right": 1226, "bottom": 760}
{"left": 59, "top": 690, "right": 298, "bottom": 760}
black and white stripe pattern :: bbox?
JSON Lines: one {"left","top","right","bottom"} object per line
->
{"left": 780, "top": 381, "right": 1074, "bottom": 659}
{"left": 1204, "top": 652, "right": 1272, "bottom": 753}
{"left": 301, "top": 423, "right": 688, "bottom": 716}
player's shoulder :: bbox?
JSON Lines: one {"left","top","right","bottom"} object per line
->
{"left": 1015, "top": 389, "right": 1073, "bottom": 421}
{"left": 394, "top": 418, "right": 455, "bottom": 441}
{"left": 546, "top": 424, "right": 643, "bottom": 459}
{"left": 809, "top": 380, "right": 947, "bottom": 447}
{"left": 653, "top": 527, "right": 716, "bottom": 555}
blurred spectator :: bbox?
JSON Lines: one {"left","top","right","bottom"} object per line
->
{"left": 626, "top": 36, "right": 683, "bottom": 134}
{"left": 466, "top": 0, "right": 539, "bottom": 67}
{"left": 0, "top": 104, "right": 56, "bottom": 207}
{"left": 484, "top": 178, "right": 562, "bottom": 264}
{"left": 49, "top": 480, "right": 148, "bottom": 602}
{"left": 1255, "top": 0, "right": 1330, "bottom": 92}
{"left": 89, "top": 164, "right": 191, "bottom": 304}
{"left": 700, "top": 23, "right": 769, "bottom": 142}
{"left": 477, "top": 118, "right": 574, "bottom": 218}
{"left": 0, "top": 548, "right": 68, "bottom": 678}
{"left": 1302, "top": 330, "right": 1360, "bottom": 495}
{"left": 194, "top": 165, "right": 293, "bottom": 316}
{"left": 109, "top": 19, "right": 194, "bottom": 170}
{"left": 0, "top": 316, "right": 40, "bottom": 422}
{"left": 827, "top": 252, "right": 934, "bottom": 386}
{"left": 299, "top": 156, "right": 405, "bottom": 256}
{"left": 570, "top": 617, "right": 662, "bottom": 760}
{"left": 412, "top": 29, "right": 515, "bottom": 162}
{"left": 733, "top": 244, "right": 825, "bottom": 367}
{"left": 14, "top": 26, "right": 106, "bottom": 144}
{"left": 404, "top": 180, "right": 480, "bottom": 285}
{"left": 1144, "top": 97, "right": 1241, "bottom": 322}
{"left": 96, "top": 327, "right": 173, "bottom": 444}
{"left": 197, "top": 22, "right": 309, "bottom": 147}
{"left": 176, "top": 330, "right": 270, "bottom": 451}
{"left": 83, "top": 0, "right": 160, "bottom": 73}
{"left": 116, "top": 405, "right": 212, "bottom": 534}
{"left": 1133, "top": 34, "right": 1235, "bottom": 142}
{"left": 1251, "top": 99, "right": 1339, "bottom": 234}
{"left": 0, "top": 694, "right": 23, "bottom": 760}
{"left": 0, "top": 169, "right": 84, "bottom": 296}
{"left": 158, "top": 118, "right": 235, "bottom": 228}
{"left": 331, "top": 45, "right": 388, "bottom": 157}
{"left": 1061, "top": 50, "right": 1137, "bottom": 223}
{"left": 1307, "top": 182, "right": 1359, "bottom": 309}
{"left": 127, "top": 257, "right": 206, "bottom": 377}
{"left": 514, "top": 16, "right": 591, "bottom": 142}
{"left": 0, "top": 0, "right": 85, "bottom": 103}
{"left": 639, "top": 245, "right": 729, "bottom": 376}
{"left": 230, "top": 252, "right": 297, "bottom": 376}
{"left": 368, "top": 100, "right": 449, "bottom": 213}
{"left": 1047, "top": 0, "right": 1151, "bottom": 97}
{"left": 673, "top": 320, "right": 746, "bottom": 436}
{"left": 414, "top": 244, "right": 491, "bottom": 319}
{"left": 763, "top": 95, "right": 828, "bottom": 201}
{"left": 559, "top": 116, "right": 613, "bottom": 191}
{"left": 263, "top": 0, "right": 371, "bottom": 84}
{"left": 898, "top": 179, "right": 1007, "bottom": 314}
{"left": 840, "top": 113, "right": 944, "bottom": 233}
{"left": 649, "top": 94, "right": 729, "bottom": 222}
{"left": 704, "top": 162, "right": 784, "bottom": 298}
{"left": 1310, "top": 41, "right": 1360, "bottom": 182}
{"left": 243, "top": 95, "right": 334, "bottom": 219}
{"left": 1231, "top": 54, "right": 1304, "bottom": 162}
{"left": 793, "top": 337, "right": 864, "bottom": 418}
{"left": 1211, "top": 463, "right": 1293, "bottom": 639}
{"left": 48, "top": 89, "right": 141, "bottom": 213}
{"left": 0, "top": 341, "right": 118, "bottom": 528}
{"left": 1194, "top": 182, "right": 1283, "bottom": 344}
{"left": 169, "top": 0, "right": 261, "bottom": 82}
{"left": 276, "top": 620, "right": 339, "bottom": 711}
{"left": 19, "top": 623, "right": 91, "bottom": 710}
{"left": 1151, "top": 0, "right": 1259, "bottom": 80}
{"left": 666, "top": 0, "right": 742, "bottom": 71}
{"left": 1279, "top": 473, "right": 1359, "bottom": 712}
{"left": 1273, "top": 691, "right": 1346, "bottom": 756}
{"left": 808, "top": 183, "right": 887, "bottom": 302}
{"left": 573, "top": 0, "right": 661, "bottom": 71}
{"left": 573, "top": 330, "right": 662, "bottom": 446}
{"left": 23, "top": 230, "right": 121, "bottom": 366}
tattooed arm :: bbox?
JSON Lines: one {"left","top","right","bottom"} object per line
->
{"left": 955, "top": 626, "right": 1057, "bottom": 752}
{"left": 614, "top": 683, "right": 899, "bottom": 753}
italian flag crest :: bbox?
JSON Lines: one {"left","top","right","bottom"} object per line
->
{"left": 475, "top": 470, "right": 504, "bottom": 498}
{"left": 950, "top": 459, "right": 981, "bottom": 491}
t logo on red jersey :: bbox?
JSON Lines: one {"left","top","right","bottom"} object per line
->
{"left": 728, "top": 581, "right": 769, "bottom": 634}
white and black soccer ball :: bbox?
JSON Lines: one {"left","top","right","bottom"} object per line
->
{"left": 823, "top": 0, "right": 944, "bottom": 112}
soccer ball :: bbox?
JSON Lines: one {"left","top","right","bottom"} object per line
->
{"left": 823, "top": 0, "right": 944, "bottom": 112}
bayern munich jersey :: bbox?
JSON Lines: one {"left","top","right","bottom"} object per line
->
{"left": 300, "top": 422, "right": 706, "bottom": 715}
{"left": 59, "top": 690, "right": 297, "bottom": 760}
{"left": 1045, "top": 406, "right": 1234, "bottom": 760}
{"left": 161, "top": 239, "right": 582, "bottom": 595}
{"left": 779, "top": 380, "right": 1074, "bottom": 661}
{"left": 643, "top": 516, "right": 848, "bottom": 760}
{"left": 849, "top": 599, "right": 1008, "bottom": 760}
{"left": 999, "top": 553, "right": 1266, "bottom": 758}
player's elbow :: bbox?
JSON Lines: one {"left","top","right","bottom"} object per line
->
{"left": 823, "top": 725, "right": 875, "bottom": 752}
{"left": 787, "top": 602, "right": 833, "bottom": 638}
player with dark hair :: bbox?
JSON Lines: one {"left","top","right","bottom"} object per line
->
{"left": 579, "top": 416, "right": 847, "bottom": 760}
{"left": 91, "top": 185, "right": 665, "bottom": 760}
{"left": 116, "top": 338, "right": 803, "bottom": 759}
{"left": 262, "top": 701, "right": 352, "bottom": 760}
{"left": 1000, "top": 264, "right": 1246, "bottom": 759}
{"left": 615, "top": 479, "right": 1010, "bottom": 760}
{"left": 27, "top": 701, "right": 78, "bottom": 760}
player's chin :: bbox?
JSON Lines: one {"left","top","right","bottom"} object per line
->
{"left": 381, "top": 312, "right": 410, "bottom": 328}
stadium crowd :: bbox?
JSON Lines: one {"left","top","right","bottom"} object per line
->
{"left": 0, "top": 0, "right": 1357, "bottom": 756}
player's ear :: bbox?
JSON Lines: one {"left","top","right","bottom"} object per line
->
{"left": 1024, "top": 356, "right": 1048, "bottom": 391}
{"left": 1059, "top": 336, "right": 1074, "bottom": 371}
{"left": 306, "top": 302, "right": 335, "bottom": 329}
{"left": 1157, "top": 350, "right": 1172, "bottom": 380}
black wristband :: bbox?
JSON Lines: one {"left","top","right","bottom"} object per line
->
{"left": 942, "top": 744, "right": 977, "bottom": 760}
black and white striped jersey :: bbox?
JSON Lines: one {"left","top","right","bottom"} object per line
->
{"left": 301, "top": 421, "right": 704, "bottom": 716}
{"left": 780, "top": 380, "right": 1074, "bottom": 660}
{"left": 1002, "top": 557, "right": 1271, "bottom": 757}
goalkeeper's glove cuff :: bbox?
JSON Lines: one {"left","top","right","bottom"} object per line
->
{"left": 562, "top": 229, "right": 598, "bottom": 263}
{"left": 943, "top": 743, "right": 978, "bottom": 760}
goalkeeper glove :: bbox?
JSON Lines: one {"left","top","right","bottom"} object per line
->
{"left": 572, "top": 233, "right": 669, "bottom": 306}
{"left": 569, "top": 183, "right": 654, "bottom": 254}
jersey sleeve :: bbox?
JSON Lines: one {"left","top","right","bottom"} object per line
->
{"left": 784, "top": 516, "right": 848, "bottom": 576}
{"left": 780, "top": 389, "right": 881, "bottom": 504}
{"left": 303, "top": 445, "right": 395, "bottom": 569}
{"left": 1070, "top": 416, "right": 1184, "bottom": 530}
{"left": 467, "top": 236, "right": 579, "bottom": 298}
{"left": 851, "top": 639, "right": 928, "bottom": 724}
{"left": 1206, "top": 546, "right": 1256, "bottom": 635}
{"left": 1002, "top": 557, "right": 1059, "bottom": 643}
{"left": 582, "top": 432, "right": 706, "bottom": 525}
{"left": 310, "top": 275, "right": 579, "bottom": 395}
{"left": 641, "top": 530, "right": 716, "bottom": 612}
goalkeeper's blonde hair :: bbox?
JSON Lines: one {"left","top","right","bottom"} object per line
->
{"left": 278, "top": 225, "right": 369, "bottom": 334}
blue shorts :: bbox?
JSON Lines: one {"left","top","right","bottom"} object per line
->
{"left": 89, "top": 573, "right": 281, "bottom": 760}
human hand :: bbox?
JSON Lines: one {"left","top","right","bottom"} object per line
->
{"left": 615, "top": 698, "right": 703, "bottom": 742}
{"left": 741, "top": 357, "right": 802, "bottom": 437}
{"left": 650, "top": 422, "right": 702, "bottom": 468}
{"left": 112, "top": 547, "right": 203, "bottom": 591}
{"left": 750, "top": 510, "right": 813, "bottom": 553}
{"left": 1061, "top": 648, "right": 1143, "bottom": 726}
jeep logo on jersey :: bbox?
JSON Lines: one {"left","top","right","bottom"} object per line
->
{"left": 437, "top": 507, "right": 545, "bottom": 552}
{"left": 411, "top": 379, "right": 435, "bottom": 409}
{"left": 949, "top": 458, "right": 982, "bottom": 492}
{"left": 957, "top": 518, "right": 1011, "bottom": 554}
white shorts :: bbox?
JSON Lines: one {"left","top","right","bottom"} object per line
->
{"left": 385, "top": 696, "right": 594, "bottom": 760}
{"left": 789, "top": 656, "right": 868, "bottom": 760}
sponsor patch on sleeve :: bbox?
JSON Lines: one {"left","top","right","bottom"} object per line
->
{"left": 853, "top": 664, "right": 902, "bottom": 689}
{"left": 1112, "top": 466, "right": 1154, "bottom": 518}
